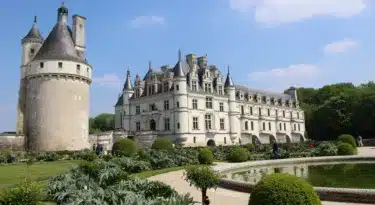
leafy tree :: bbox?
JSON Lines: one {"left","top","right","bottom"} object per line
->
{"left": 89, "top": 113, "right": 115, "bottom": 133}
{"left": 184, "top": 166, "right": 220, "bottom": 205}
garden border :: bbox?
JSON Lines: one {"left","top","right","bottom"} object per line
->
{"left": 213, "top": 156, "right": 375, "bottom": 204}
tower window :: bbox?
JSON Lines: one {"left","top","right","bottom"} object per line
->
{"left": 76, "top": 64, "right": 81, "bottom": 73}
{"left": 30, "top": 48, "right": 35, "bottom": 54}
{"left": 58, "top": 62, "right": 63, "bottom": 68}
{"left": 39, "top": 62, "right": 44, "bottom": 68}
{"left": 176, "top": 85, "right": 179, "bottom": 91}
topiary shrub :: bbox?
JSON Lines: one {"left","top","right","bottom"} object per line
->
{"left": 227, "top": 147, "right": 249, "bottom": 162}
{"left": 198, "top": 148, "right": 214, "bottom": 165}
{"left": 337, "top": 142, "right": 357, "bottom": 155}
{"left": 249, "top": 173, "right": 321, "bottom": 205}
{"left": 311, "top": 141, "right": 338, "bottom": 156}
{"left": 243, "top": 143, "right": 255, "bottom": 152}
{"left": 337, "top": 134, "right": 357, "bottom": 148}
{"left": 151, "top": 137, "right": 174, "bottom": 151}
{"left": 112, "top": 138, "right": 137, "bottom": 157}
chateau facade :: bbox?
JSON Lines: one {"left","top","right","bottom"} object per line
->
{"left": 114, "top": 52, "right": 305, "bottom": 147}
{"left": 16, "top": 4, "right": 92, "bottom": 151}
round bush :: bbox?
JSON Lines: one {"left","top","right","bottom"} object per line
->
{"left": 243, "top": 143, "right": 255, "bottom": 152}
{"left": 312, "top": 141, "right": 337, "bottom": 156}
{"left": 112, "top": 138, "right": 137, "bottom": 157}
{"left": 151, "top": 137, "right": 174, "bottom": 151}
{"left": 337, "top": 142, "right": 357, "bottom": 155}
{"left": 249, "top": 173, "right": 321, "bottom": 205}
{"left": 337, "top": 134, "right": 356, "bottom": 148}
{"left": 227, "top": 147, "right": 248, "bottom": 162}
{"left": 198, "top": 148, "right": 214, "bottom": 165}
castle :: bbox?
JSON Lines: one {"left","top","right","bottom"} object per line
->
{"left": 16, "top": 4, "right": 92, "bottom": 152}
{"left": 114, "top": 52, "right": 306, "bottom": 147}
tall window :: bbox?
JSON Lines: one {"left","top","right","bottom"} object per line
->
{"left": 283, "top": 110, "right": 285, "bottom": 118}
{"left": 275, "top": 110, "right": 278, "bottom": 117}
{"left": 176, "top": 102, "right": 179, "bottom": 108}
{"left": 135, "top": 90, "right": 140, "bottom": 98}
{"left": 164, "top": 118, "right": 170, "bottom": 130}
{"left": 249, "top": 107, "right": 253, "bottom": 115}
{"left": 136, "top": 122, "right": 141, "bottom": 131}
{"left": 262, "top": 122, "right": 265, "bottom": 130}
{"left": 251, "top": 121, "right": 254, "bottom": 130}
{"left": 219, "top": 102, "right": 224, "bottom": 112}
{"left": 297, "top": 112, "right": 300, "bottom": 119}
{"left": 241, "top": 106, "right": 244, "bottom": 114}
{"left": 259, "top": 107, "right": 262, "bottom": 116}
{"left": 245, "top": 121, "right": 248, "bottom": 130}
{"left": 205, "top": 114, "right": 212, "bottom": 130}
{"left": 218, "top": 86, "right": 223, "bottom": 95}
{"left": 204, "top": 83, "right": 212, "bottom": 92}
{"left": 294, "top": 124, "right": 296, "bottom": 131}
{"left": 220, "top": 118, "right": 225, "bottom": 130}
{"left": 163, "top": 82, "right": 169, "bottom": 92}
{"left": 192, "top": 99, "right": 198, "bottom": 109}
{"left": 224, "top": 137, "right": 227, "bottom": 144}
{"left": 192, "top": 81, "right": 197, "bottom": 91}
{"left": 206, "top": 97, "right": 213, "bottom": 109}
{"left": 268, "top": 122, "right": 271, "bottom": 130}
{"left": 136, "top": 106, "right": 140, "bottom": 114}
{"left": 193, "top": 117, "right": 199, "bottom": 130}
{"left": 279, "top": 123, "right": 282, "bottom": 130}
{"left": 76, "top": 64, "right": 81, "bottom": 74}
{"left": 193, "top": 137, "right": 196, "bottom": 143}
{"left": 267, "top": 109, "right": 270, "bottom": 116}
{"left": 298, "top": 124, "right": 300, "bottom": 131}
{"left": 164, "top": 100, "right": 169, "bottom": 110}
{"left": 176, "top": 85, "right": 179, "bottom": 91}
{"left": 40, "top": 62, "right": 44, "bottom": 68}
{"left": 283, "top": 123, "right": 286, "bottom": 131}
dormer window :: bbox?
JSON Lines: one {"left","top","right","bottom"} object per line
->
{"left": 58, "top": 62, "right": 63, "bottom": 68}
{"left": 39, "top": 62, "right": 44, "bottom": 68}
{"left": 192, "top": 81, "right": 197, "bottom": 91}
{"left": 204, "top": 83, "right": 212, "bottom": 92}
{"left": 218, "top": 85, "right": 223, "bottom": 95}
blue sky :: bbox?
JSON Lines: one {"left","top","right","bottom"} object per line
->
{"left": 0, "top": 0, "right": 374, "bottom": 132}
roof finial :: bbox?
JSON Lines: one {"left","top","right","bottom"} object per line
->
{"left": 126, "top": 65, "right": 131, "bottom": 77}
{"left": 148, "top": 60, "right": 152, "bottom": 71}
{"left": 61, "top": 1, "right": 65, "bottom": 6}
{"left": 178, "top": 49, "right": 182, "bottom": 61}
{"left": 227, "top": 65, "right": 230, "bottom": 74}
{"left": 34, "top": 16, "right": 37, "bottom": 23}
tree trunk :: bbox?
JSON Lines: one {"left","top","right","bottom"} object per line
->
{"left": 201, "top": 188, "right": 207, "bottom": 205}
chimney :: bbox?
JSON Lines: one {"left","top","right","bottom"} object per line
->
{"left": 186, "top": 53, "right": 197, "bottom": 68}
{"left": 72, "top": 15, "right": 86, "bottom": 51}
{"left": 197, "top": 56, "right": 207, "bottom": 68}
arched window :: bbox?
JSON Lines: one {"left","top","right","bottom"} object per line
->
{"left": 245, "top": 121, "right": 248, "bottom": 130}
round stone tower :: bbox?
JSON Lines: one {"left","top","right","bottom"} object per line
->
{"left": 23, "top": 4, "right": 92, "bottom": 152}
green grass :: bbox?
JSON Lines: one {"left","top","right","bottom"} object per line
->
{"left": 0, "top": 160, "right": 79, "bottom": 189}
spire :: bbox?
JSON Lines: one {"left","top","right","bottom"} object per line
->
{"left": 123, "top": 68, "right": 132, "bottom": 90}
{"left": 173, "top": 49, "right": 185, "bottom": 78}
{"left": 57, "top": 2, "right": 68, "bottom": 23}
{"left": 22, "top": 16, "right": 43, "bottom": 43}
{"left": 224, "top": 65, "right": 234, "bottom": 87}
{"left": 148, "top": 60, "right": 152, "bottom": 71}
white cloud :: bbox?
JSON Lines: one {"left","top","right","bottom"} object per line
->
{"left": 248, "top": 64, "right": 320, "bottom": 91}
{"left": 230, "top": 0, "right": 367, "bottom": 24}
{"left": 323, "top": 39, "right": 358, "bottom": 54}
{"left": 131, "top": 16, "right": 165, "bottom": 28}
{"left": 93, "top": 74, "right": 122, "bottom": 88}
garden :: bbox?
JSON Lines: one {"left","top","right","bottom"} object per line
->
{"left": 0, "top": 134, "right": 360, "bottom": 204}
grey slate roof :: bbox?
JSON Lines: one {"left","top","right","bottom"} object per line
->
{"left": 173, "top": 60, "right": 186, "bottom": 77}
{"left": 115, "top": 94, "right": 123, "bottom": 107}
{"left": 33, "top": 19, "right": 85, "bottom": 63}
{"left": 224, "top": 73, "right": 234, "bottom": 87}
{"left": 123, "top": 71, "right": 133, "bottom": 90}
{"left": 234, "top": 85, "right": 292, "bottom": 100}
{"left": 23, "top": 17, "right": 43, "bottom": 42}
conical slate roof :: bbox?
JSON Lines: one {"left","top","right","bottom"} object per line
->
{"left": 22, "top": 16, "right": 43, "bottom": 43}
{"left": 123, "top": 70, "right": 133, "bottom": 90}
{"left": 33, "top": 15, "right": 84, "bottom": 63}
{"left": 173, "top": 50, "right": 185, "bottom": 78}
{"left": 224, "top": 66, "right": 234, "bottom": 87}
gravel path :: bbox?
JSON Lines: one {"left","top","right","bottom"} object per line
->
{"left": 149, "top": 147, "right": 375, "bottom": 205}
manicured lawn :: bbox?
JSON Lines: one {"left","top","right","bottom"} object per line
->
{"left": 0, "top": 160, "right": 79, "bottom": 189}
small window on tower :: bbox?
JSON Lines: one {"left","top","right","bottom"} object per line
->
{"left": 58, "top": 62, "right": 63, "bottom": 68}
{"left": 30, "top": 48, "right": 35, "bottom": 55}
{"left": 76, "top": 64, "right": 81, "bottom": 73}
{"left": 39, "top": 62, "right": 44, "bottom": 68}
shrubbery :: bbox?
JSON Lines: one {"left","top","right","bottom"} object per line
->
{"left": 0, "top": 179, "right": 43, "bottom": 205}
{"left": 151, "top": 137, "right": 174, "bottom": 151}
{"left": 337, "top": 142, "right": 357, "bottom": 155}
{"left": 243, "top": 143, "right": 255, "bottom": 152}
{"left": 249, "top": 173, "right": 321, "bottom": 205}
{"left": 112, "top": 138, "right": 137, "bottom": 157}
{"left": 338, "top": 134, "right": 357, "bottom": 148}
{"left": 198, "top": 148, "right": 214, "bottom": 165}
{"left": 227, "top": 147, "right": 249, "bottom": 162}
{"left": 311, "top": 141, "right": 338, "bottom": 156}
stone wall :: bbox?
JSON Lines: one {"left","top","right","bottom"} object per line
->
{"left": 0, "top": 134, "right": 25, "bottom": 151}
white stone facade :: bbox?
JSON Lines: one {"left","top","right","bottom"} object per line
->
{"left": 16, "top": 4, "right": 92, "bottom": 151}
{"left": 115, "top": 53, "right": 305, "bottom": 147}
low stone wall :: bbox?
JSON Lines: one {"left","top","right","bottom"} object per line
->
{"left": 0, "top": 134, "right": 25, "bottom": 151}
{"left": 214, "top": 156, "right": 375, "bottom": 204}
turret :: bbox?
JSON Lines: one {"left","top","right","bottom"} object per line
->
{"left": 225, "top": 66, "right": 239, "bottom": 143}
{"left": 122, "top": 69, "right": 134, "bottom": 131}
{"left": 21, "top": 16, "right": 43, "bottom": 67}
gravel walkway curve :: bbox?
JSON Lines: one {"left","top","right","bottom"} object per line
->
{"left": 149, "top": 147, "right": 375, "bottom": 205}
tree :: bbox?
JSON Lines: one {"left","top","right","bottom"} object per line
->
{"left": 184, "top": 166, "right": 220, "bottom": 205}
{"left": 89, "top": 113, "right": 115, "bottom": 133}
